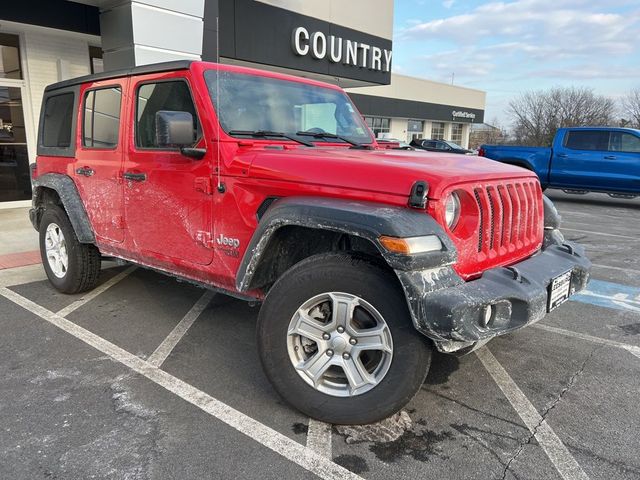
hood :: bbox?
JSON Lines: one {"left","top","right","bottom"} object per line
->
{"left": 247, "top": 146, "right": 537, "bottom": 200}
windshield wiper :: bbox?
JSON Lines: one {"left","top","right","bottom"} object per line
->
{"left": 228, "top": 130, "right": 314, "bottom": 147}
{"left": 296, "top": 131, "right": 372, "bottom": 149}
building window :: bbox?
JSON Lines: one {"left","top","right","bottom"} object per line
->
{"left": 431, "top": 122, "right": 445, "bottom": 140}
{"left": 0, "top": 33, "right": 22, "bottom": 80}
{"left": 407, "top": 119, "right": 424, "bottom": 142}
{"left": 364, "top": 116, "right": 390, "bottom": 138}
{"left": 451, "top": 123, "right": 463, "bottom": 144}
{"left": 89, "top": 46, "right": 103, "bottom": 74}
{"left": 83, "top": 87, "right": 122, "bottom": 148}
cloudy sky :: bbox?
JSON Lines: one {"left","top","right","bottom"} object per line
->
{"left": 392, "top": 0, "right": 640, "bottom": 126}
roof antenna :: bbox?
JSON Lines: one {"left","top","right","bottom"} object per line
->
{"left": 216, "top": 16, "right": 225, "bottom": 193}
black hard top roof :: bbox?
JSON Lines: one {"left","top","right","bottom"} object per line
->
{"left": 44, "top": 60, "right": 193, "bottom": 92}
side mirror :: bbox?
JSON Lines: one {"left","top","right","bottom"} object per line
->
{"left": 155, "top": 110, "right": 195, "bottom": 147}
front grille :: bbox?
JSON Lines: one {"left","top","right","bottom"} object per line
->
{"left": 472, "top": 180, "right": 543, "bottom": 257}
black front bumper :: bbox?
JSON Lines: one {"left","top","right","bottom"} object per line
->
{"left": 397, "top": 238, "right": 591, "bottom": 352}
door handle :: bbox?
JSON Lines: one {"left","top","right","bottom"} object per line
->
{"left": 76, "top": 166, "right": 94, "bottom": 177}
{"left": 556, "top": 154, "right": 568, "bottom": 158}
{"left": 604, "top": 155, "right": 616, "bottom": 160}
{"left": 123, "top": 172, "right": 147, "bottom": 182}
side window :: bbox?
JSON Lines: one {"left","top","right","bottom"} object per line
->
{"left": 42, "top": 93, "right": 75, "bottom": 147}
{"left": 83, "top": 87, "right": 121, "bottom": 148}
{"left": 564, "top": 131, "right": 609, "bottom": 151}
{"left": 136, "top": 80, "right": 200, "bottom": 149}
{"left": 609, "top": 132, "right": 640, "bottom": 153}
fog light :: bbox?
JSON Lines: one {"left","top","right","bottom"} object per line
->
{"left": 480, "top": 305, "right": 494, "bottom": 328}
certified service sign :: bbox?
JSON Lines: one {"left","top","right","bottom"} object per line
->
{"left": 291, "top": 27, "right": 392, "bottom": 72}
{"left": 452, "top": 110, "right": 477, "bottom": 120}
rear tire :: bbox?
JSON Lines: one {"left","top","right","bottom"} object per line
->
{"left": 257, "top": 252, "right": 432, "bottom": 424}
{"left": 39, "top": 205, "right": 101, "bottom": 294}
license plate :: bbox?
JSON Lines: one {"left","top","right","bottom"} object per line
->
{"left": 548, "top": 270, "right": 573, "bottom": 312}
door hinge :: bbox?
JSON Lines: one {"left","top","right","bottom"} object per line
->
{"left": 196, "top": 231, "right": 215, "bottom": 248}
{"left": 195, "top": 177, "right": 213, "bottom": 195}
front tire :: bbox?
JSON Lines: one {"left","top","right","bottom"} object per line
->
{"left": 39, "top": 205, "right": 101, "bottom": 294}
{"left": 257, "top": 252, "right": 432, "bottom": 424}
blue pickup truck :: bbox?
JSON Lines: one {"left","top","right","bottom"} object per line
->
{"left": 479, "top": 127, "right": 640, "bottom": 198}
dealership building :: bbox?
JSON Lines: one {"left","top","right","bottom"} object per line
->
{"left": 0, "top": 0, "right": 486, "bottom": 206}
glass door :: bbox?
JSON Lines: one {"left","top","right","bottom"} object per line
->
{"left": 0, "top": 32, "right": 31, "bottom": 202}
{"left": 0, "top": 85, "right": 31, "bottom": 201}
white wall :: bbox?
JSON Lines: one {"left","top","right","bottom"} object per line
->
{"left": 348, "top": 73, "right": 486, "bottom": 111}
{"left": 22, "top": 30, "right": 95, "bottom": 127}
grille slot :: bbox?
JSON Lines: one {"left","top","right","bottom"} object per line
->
{"left": 474, "top": 189, "right": 484, "bottom": 253}
{"left": 470, "top": 181, "right": 542, "bottom": 258}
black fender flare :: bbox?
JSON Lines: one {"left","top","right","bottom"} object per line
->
{"left": 236, "top": 196, "right": 457, "bottom": 292}
{"left": 31, "top": 173, "right": 96, "bottom": 244}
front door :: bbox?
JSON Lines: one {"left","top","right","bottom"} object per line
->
{"left": 123, "top": 75, "right": 213, "bottom": 266}
{"left": 74, "top": 80, "right": 126, "bottom": 243}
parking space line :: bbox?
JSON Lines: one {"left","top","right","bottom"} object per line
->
{"left": 307, "top": 419, "right": 333, "bottom": 458}
{"left": 475, "top": 347, "right": 589, "bottom": 480}
{"left": 56, "top": 266, "right": 137, "bottom": 317}
{"left": 0, "top": 287, "right": 362, "bottom": 480}
{"left": 147, "top": 290, "right": 215, "bottom": 367}
{"left": 561, "top": 228, "right": 636, "bottom": 240}
{"left": 533, "top": 324, "right": 640, "bottom": 359}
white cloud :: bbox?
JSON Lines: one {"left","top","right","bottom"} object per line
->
{"left": 396, "top": 0, "right": 640, "bottom": 83}
{"left": 442, "top": 0, "right": 455, "bottom": 8}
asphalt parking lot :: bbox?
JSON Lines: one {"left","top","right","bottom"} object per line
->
{"left": 1, "top": 190, "right": 639, "bottom": 480}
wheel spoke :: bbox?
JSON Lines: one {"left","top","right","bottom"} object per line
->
{"left": 329, "top": 293, "right": 357, "bottom": 329}
{"left": 352, "top": 325, "right": 392, "bottom": 354}
{"left": 296, "top": 351, "right": 334, "bottom": 386}
{"left": 341, "top": 356, "right": 375, "bottom": 393}
{"left": 288, "top": 312, "right": 329, "bottom": 342}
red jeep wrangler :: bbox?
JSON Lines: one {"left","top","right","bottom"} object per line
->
{"left": 30, "top": 61, "right": 590, "bottom": 424}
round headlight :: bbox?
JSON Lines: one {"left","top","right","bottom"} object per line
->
{"left": 445, "top": 192, "right": 461, "bottom": 230}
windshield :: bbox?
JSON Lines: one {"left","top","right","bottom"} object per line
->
{"left": 444, "top": 141, "right": 465, "bottom": 149}
{"left": 204, "top": 70, "right": 373, "bottom": 145}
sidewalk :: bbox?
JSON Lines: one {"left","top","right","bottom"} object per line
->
{"left": 0, "top": 207, "right": 40, "bottom": 269}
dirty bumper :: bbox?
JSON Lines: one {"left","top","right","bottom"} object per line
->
{"left": 397, "top": 241, "right": 591, "bottom": 353}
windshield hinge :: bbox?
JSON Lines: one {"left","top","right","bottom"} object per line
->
{"left": 195, "top": 177, "right": 213, "bottom": 195}
{"left": 409, "top": 181, "right": 429, "bottom": 209}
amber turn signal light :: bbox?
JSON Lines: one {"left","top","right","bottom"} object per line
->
{"left": 379, "top": 235, "right": 442, "bottom": 255}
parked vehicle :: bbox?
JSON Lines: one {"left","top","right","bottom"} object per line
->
{"left": 376, "top": 138, "right": 414, "bottom": 150}
{"left": 30, "top": 61, "right": 590, "bottom": 424}
{"left": 479, "top": 127, "right": 640, "bottom": 198}
{"left": 411, "top": 138, "right": 475, "bottom": 155}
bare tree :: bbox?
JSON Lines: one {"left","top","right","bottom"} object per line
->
{"left": 508, "top": 87, "right": 615, "bottom": 146}
{"left": 621, "top": 87, "right": 640, "bottom": 128}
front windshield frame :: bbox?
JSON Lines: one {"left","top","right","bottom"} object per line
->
{"left": 204, "top": 69, "right": 374, "bottom": 146}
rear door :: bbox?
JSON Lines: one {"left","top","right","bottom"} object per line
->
{"left": 122, "top": 73, "right": 213, "bottom": 266}
{"left": 550, "top": 129, "right": 609, "bottom": 188}
{"left": 606, "top": 130, "right": 640, "bottom": 192}
{"left": 74, "top": 80, "right": 126, "bottom": 243}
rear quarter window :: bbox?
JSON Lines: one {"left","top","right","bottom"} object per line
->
{"left": 42, "top": 93, "right": 74, "bottom": 147}
{"left": 37, "top": 86, "right": 79, "bottom": 157}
